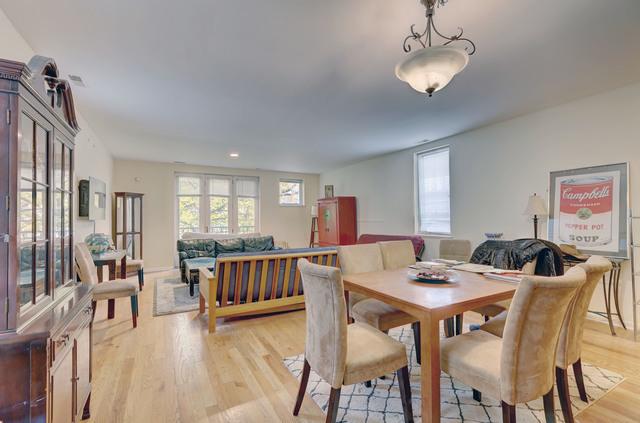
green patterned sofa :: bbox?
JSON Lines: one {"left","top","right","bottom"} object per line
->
{"left": 177, "top": 235, "right": 276, "bottom": 295}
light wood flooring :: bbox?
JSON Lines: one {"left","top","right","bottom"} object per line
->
{"left": 87, "top": 270, "right": 640, "bottom": 422}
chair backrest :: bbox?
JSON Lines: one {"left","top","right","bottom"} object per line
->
{"left": 500, "top": 266, "right": 585, "bottom": 405}
{"left": 556, "top": 256, "right": 612, "bottom": 368}
{"left": 378, "top": 240, "right": 416, "bottom": 270}
{"left": 298, "top": 258, "right": 347, "bottom": 389}
{"left": 337, "top": 243, "right": 384, "bottom": 275}
{"left": 439, "top": 239, "right": 472, "bottom": 262}
{"left": 74, "top": 242, "right": 99, "bottom": 285}
{"left": 520, "top": 257, "right": 538, "bottom": 275}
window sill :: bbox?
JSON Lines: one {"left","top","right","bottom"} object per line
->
{"left": 415, "top": 233, "right": 453, "bottom": 239}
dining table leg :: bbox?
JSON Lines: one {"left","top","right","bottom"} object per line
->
{"left": 420, "top": 313, "right": 441, "bottom": 423}
{"left": 107, "top": 261, "right": 116, "bottom": 319}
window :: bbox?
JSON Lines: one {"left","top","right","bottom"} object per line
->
{"left": 279, "top": 179, "right": 304, "bottom": 206}
{"left": 415, "top": 146, "right": 451, "bottom": 235}
{"left": 176, "top": 174, "right": 259, "bottom": 237}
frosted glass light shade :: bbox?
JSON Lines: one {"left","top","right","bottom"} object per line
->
{"left": 395, "top": 45, "right": 469, "bottom": 95}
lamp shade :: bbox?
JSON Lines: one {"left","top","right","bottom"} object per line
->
{"left": 311, "top": 205, "right": 318, "bottom": 217}
{"left": 524, "top": 194, "right": 548, "bottom": 216}
{"left": 395, "top": 45, "right": 469, "bottom": 95}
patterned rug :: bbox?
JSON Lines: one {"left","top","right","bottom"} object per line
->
{"left": 283, "top": 326, "right": 623, "bottom": 422}
{"left": 153, "top": 276, "right": 200, "bottom": 316}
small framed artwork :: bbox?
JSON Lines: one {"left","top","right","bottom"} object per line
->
{"left": 548, "top": 162, "right": 629, "bottom": 258}
{"left": 324, "top": 185, "right": 334, "bottom": 198}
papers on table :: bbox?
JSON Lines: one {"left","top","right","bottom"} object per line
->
{"left": 483, "top": 273, "right": 524, "bottom": 283}
{"left": 412, "top": 261, "right": 524, "bottom": 283}
{"left": 451, "top": 263, "right": 496, "bottom": 273}
{"left": 433, "top": 258, "right": 466, "bottom": 266}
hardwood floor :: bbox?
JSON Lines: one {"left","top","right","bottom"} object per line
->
{"left": 87, "top": 270, "right": 640, "bottom": 422}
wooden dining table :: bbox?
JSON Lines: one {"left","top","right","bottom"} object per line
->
{"left": 342, "top": 268, "right": 518, "bottom": 423}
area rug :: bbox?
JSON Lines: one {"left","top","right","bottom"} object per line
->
{"left": 153, "top": 276, "right": 200, "bottom": 316}
{"left": 283, "top": 326, "right": 623, "bottom": 422}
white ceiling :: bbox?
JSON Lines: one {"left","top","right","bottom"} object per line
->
{"left": 2, "top": 0, "right": 640, "bottom": 173}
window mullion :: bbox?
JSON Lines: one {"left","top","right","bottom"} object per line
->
{"left": 230, "top": 178, "right": 237, "bottom": 234}
{"left": 201, "top": 175, "right": 209, "bottom": 233}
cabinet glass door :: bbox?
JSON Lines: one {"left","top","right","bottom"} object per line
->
{"left": 52, "top": 137, "right": 74, "bottom": 291}
{"left": 19, "top": 112, "right": 51, "bottom": 308}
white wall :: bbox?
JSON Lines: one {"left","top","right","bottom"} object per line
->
{"left": 112, "top": 160, "right": 319, "bottom": 269}
{"left": 0, "top": 8, "right": 114, "bottom": 242}
{"left": 321, "top": 82, "right": 640, "bottom": 326}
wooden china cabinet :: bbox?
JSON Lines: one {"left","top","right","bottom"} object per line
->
{"left": 113, "top": 192, "right": 144, "bottom": 260}
{"left": 0, "top": 56, "right": 93, "bottom": 422}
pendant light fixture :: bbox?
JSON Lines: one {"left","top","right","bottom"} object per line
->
{"left": 395, "top": 0, "right": 476, "bottom": 97}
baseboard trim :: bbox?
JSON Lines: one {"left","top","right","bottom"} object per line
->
{"left": 145, "top": 266, "right": 176, "bottom": 273}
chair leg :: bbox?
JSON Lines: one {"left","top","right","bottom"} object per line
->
{"left": 397, "top": 366, "right": 414, "bottom": 423}
{"left": 411, "top": 322, "right": 421, "bottom": 364}
{"left": 455, "top": 313, "right": 463, "bottom": 335}
{"left": 137, "top": 269, "right": 144, "bottom": 291}
{"left": 556, "top": 367, "right": 573, "bottom": 423}
{"left": 325, "top": 387, "right": 341, "bottom": 423}
{"left": 364, "top": 380, "right": 372, "bottom": 388}
{"left": 543, "top": 386, "right": 556, "bottom": 423}
{"left": 501, "top": 401, "right": 516, "bottom": 423}
{"left": 91, "top": 300, "right": 97, "bottom": 320}
{"left": 484, "top": 315, "right": 490, "bottom": 322}
{"left": 573, "top": 359, "right": 588, "bottom": 403}
{"left": 293, "top": 359, "right": 310, "bottom": 416}
{"left": 472, "top": 389, "right": 482, "bottom": 402}
{"left": 130, "top": 296, "right": 138, "bottom": 328}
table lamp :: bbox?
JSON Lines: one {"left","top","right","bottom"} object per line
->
{"left": 524, "top": 193, "right": 548, "bottom": 239}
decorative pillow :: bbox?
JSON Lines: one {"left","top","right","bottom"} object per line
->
{"left": 215, "top": 238, "right": 244, "bottom": 255}
{"left": 85, "top": 233, "right": 112, "bottom": 254}
{"left": 244, "top": 236, "right": 275, "bottom": 252}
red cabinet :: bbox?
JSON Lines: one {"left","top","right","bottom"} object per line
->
{"left": 317, "top": 197, "right": 357, "bottom": 247}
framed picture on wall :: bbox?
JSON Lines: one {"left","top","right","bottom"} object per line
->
{"left": 548, "top": 162, "right": 629, "bottom": 258}
{"left": 324, "top": 184, "right": 334, "bottom": 198}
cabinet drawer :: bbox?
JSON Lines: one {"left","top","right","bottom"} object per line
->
{"left": 51, "top": 303, "right": 92, "bottom": 367}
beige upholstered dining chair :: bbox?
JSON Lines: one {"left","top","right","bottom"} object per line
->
{"left": 378, "top": 240, "right": 416, "bottom": 270}
{"left": 337, "top": 243, "right": 384, "bottom": 312}
{"left": 75, "top": 243, "right": 140, "bottom": 328}
{"left": 481, "top": 256, "right": 611, "bottom": 423}
{"left": 338, "top": 243, "right": 422, "bottom": 368}
{"left": 440, "top": 266, "right": 586, "bottom": 423}
{"left": 293, "top": 259, "right": 414, "bottom": 423}
{"left": 471, "top": 258, "right": 537, "bottom": 319}
{"left": 439, "top": 239, "right": 472, "bottom": 262}
{"left": 116, "top": 258, "right": 145, "bottom": 291}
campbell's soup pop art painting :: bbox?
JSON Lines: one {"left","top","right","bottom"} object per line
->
{"left": 558, "top": 177, "right": 613, "bottom": 247}
{"left": 549, "top": 163, "right": 628, "bottom": 258}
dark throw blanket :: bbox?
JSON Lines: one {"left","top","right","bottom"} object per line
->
{"left": 470, "top": 239, "right": 564, "bottom": 276}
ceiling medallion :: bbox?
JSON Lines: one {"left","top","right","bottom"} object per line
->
{"left": 395, "top": 0, "right": 476, "bottom": 97}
